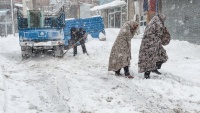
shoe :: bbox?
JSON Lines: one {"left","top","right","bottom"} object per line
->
{"left": 126, "top": 75, "right": 134, "bottom": 79}
{"left": 83, "top": 51, "right": 87, "bottom": 54}
{"left": 115, "top": 72, "right": 122, "bottom": 76}
{"left": 124, "top": 72, "right": 134, "bottom": 79}
{"left": 156, "top": 61, "right": 163, "bottom": 69}
{"left": 144, "top": 74, "right": 150, "bottom": 79}
{"left": 144, "top": 71, "right": 150, "bottom": 79}
{"left": 152, "top": 69, "right": 162, "bottom": 75}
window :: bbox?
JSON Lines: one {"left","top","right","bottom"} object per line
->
{"left": 140, "top": 22, "right": 143, "bottom": 26}
{"left": 122, "top": 14, "right": 127, "bottom": 25}
{"left": 144, "top": 22, "right": 146, "bottom": 26}
{"left": 109, "top": 9, "right": 114, "bottom": 13}
{"left": 115, "top": 12, "right": 121, "bottom": 28}
{"left": 109, "top": 14, "right": 114, "bottom": 28}
{"left": 122, "top": 6, "right": 127, "bottom": 13}
{"left": 115, "top": 7, "right": 121, "bottom": 11}
{"left": 141, "top": 16, "right": 143, "bottom": 21}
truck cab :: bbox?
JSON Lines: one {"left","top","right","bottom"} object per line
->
{"left": 17, "top": 7, "right": 65, "bottom": 58}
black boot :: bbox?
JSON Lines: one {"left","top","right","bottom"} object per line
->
{"left": 115, "top": 69, "right": 122, "bottom": 76}
{"left": 156, "top": 61, "right": 163, "bottom": 69}
{"left": 152, "top": 69, "right": 162, "bottom": 75}
{"left": 123, "top": 66, "right": 134, "bottom": 79}
{"left": 144, "top": 71, "right": 150, "bottom": 79}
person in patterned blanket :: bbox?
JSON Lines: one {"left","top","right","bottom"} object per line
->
{"left": 138, "top": 13, "right": 171, "bottom": 79}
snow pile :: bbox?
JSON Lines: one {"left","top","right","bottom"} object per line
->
{"left": 0, "top": 29, "right": 200, "bottom": 113}
{"left": 99, "top": 32, "right": 106, "bottom": 41}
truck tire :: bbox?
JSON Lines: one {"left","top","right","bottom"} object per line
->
{"left": 53, "top": 45, "right": 64, "bottom": 57}
{"left": 21, "top": 46, "right": 33, "bottom": 59}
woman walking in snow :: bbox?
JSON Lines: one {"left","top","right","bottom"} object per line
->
{"left": 108, "top": 20, "right": 139, "bottom": 79}
{"left": 138, "top": 14, "right": 171, "bottom": 79}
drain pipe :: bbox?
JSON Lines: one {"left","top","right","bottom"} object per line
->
{"left": 156, "top": 0, "right": 158, "bottom": 13}
{"left": 127, "top": 0, "right": 129, "bottom": 20}
{"left": 11, "top": 0, "right": 15, "bottom": 36}
{"left": 22, "top": 0, "right": 27, "bottom": 17}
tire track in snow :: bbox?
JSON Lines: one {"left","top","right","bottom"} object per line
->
{"left": 23, "top": 62, "right": 71, "bottom": 113}
{"left": 1, "top": 57, "right": 71, "bottom": 113}
{"left": 108, "top": 74, "right": 200, "bottom": 113}
{"left": 151, "top": 72, "right": 200, "bottom": 88}
{"left": 1, "top": 39, "right": 200, "bottom": 113}
{"left": 1, "top": 65, "right": 7, "bottom": 113}
{"left": 58, "top": 52, "right": 200, "bottom": 113}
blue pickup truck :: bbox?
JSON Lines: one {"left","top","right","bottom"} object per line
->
{"left": 17, "top": 8, "right": 105, "bottom": 58}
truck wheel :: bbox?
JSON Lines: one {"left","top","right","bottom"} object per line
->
{"left": 22, "top": 54, "right": 30, "bottom": 59}
{"left": 21, "top": 46, "right": 33, "bottom": 59}
{"left": 53, "top": 45, "right": 64, "bottom": 57}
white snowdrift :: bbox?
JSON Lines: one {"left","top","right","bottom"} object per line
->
{"left": 0, "top": 28, "right": 200, "bottom": 113}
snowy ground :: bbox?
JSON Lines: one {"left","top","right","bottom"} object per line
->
{"left": 0, "top": 28, "right": 200, "bottom": 113}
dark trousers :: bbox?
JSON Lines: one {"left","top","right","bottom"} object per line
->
{"left": 80, "top": 39, "right": 87, "bottom": 53}
{"left": 73, "top": 39, "right": 87, "bottom": 55}
{"left": 115, "top": 66, "right": 130, "bottom": 76}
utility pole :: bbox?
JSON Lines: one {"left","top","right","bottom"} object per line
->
{"left": 32, "top": 0, "right": 37, "bottom": 10}
{"left": 29, "top": 0, "right": 34, "bottom": 10}
{"left": 127, "top": 0, "right": 129, "bottom": 21}
{"left": 11, "top": 0, "right": 15, "bottom": 35}
{"left": 92, "top": 0, "right": 94, "bottom": 5}
{"left": 77, "top": 0, "right": 80, "bottom": 18}
{"left": 22, "top": 0, "right": 27, "bottom": 17}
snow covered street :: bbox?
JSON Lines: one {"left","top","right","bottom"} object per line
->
{"left": 1, "top": 28, "right": 200, "bottom": 113}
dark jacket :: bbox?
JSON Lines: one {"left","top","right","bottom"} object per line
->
{"left": 70, "top": 27, "right": 86, "bottom": 42}
{"left": 78, "top": 28, "right": 86, "bottom": 38}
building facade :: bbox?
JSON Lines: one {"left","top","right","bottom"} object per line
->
{"left": 98, "top": 0, "right": 113, "bottom": 5}
{"left": 105, "top": 4, "right": 127, "bottom": 28}
{"left": 0, "top": 0, "right": 21, "bottom": 36}
{"left": 91, "top": 0, "right": 136, "bottom": 28}
{"left": 137, "top": 0, "right": 199, "bottom": 44}
{"left": 64, "top": 0, "right": 99, "bottom": 18}
{"left": 162, "top": 0, "right": 200, "bottom": 44}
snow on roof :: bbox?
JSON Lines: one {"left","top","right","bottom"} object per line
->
{"left": 0, "top": 9, "right": 9, "bottom": 13}
{"left": 90, "top": 0, "right": 126, "bottom": 11}
{"left": 82, "top": 3, "right": 93, "bottom": 6}
{"left": 14, "top": 3, "right": 29, "bottom": 10}
{"left": 0, "top": 9, "right": 10, "bottom": 16}
{"left": 14, "top": 3, "right": 23, "bottom": 7}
